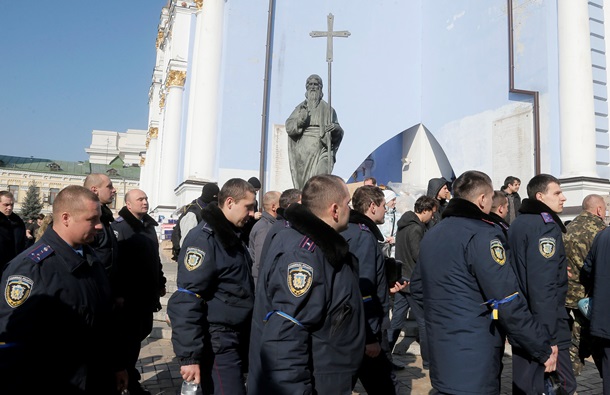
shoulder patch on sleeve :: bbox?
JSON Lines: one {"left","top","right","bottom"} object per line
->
{"left": 490, "top": 239, "right": 506, "bottom": 265}
{"left": 287, "top": 262, "right": 313, "bottom": 297}
{"left": 299, "top": 236, "right": 316, "bottom": 252}
{"left": 539, "top": 237, "right": 556, "bottom": 258}
{"left": 27, "top": 244, "right": 54, "bottom": 263}
{"left": 5, "top": 275, "right": 34, "bottom": 308}
{"left": 540, "top": 212, "right": 555, "bottom": 224}
{"left": 358, "top": 223, "right": 370, "bottom": 232}
{"left": 184, "top": 247, "right": 205, "bottom": 271}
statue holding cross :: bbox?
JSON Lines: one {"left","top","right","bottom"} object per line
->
{"left": 285, "top": 14, "right": 350, "bottom": 190}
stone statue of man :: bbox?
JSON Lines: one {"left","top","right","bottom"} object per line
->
{"left": 285, "top": 74, "right": 344, "bottom": 190}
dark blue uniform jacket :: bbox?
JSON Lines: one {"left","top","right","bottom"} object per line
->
{"left": 168, "top": 203, "right": 254, "bottom": 366}
{"left": 248, "top": 203, "right": 365, "bottom": 395}
{"left": 0, "top": 227, "right": 118, "bottom": 393}
{"left": 508, "top": 198, "right": 570, "bottom": 350}
{"left": 413, "top": 198, "right": 551, "bottom": 394}
{"left": 341, "top": 209, "right": 389, "bottom": 344}
{"left": 582, "top": 227, "right": 610, "bottom": 340}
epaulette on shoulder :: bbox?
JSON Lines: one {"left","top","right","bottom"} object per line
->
{"left": 202, "top": 223, "right": 214, "bottom": 234}
{"left": 114, "top": 216, "right": 125, "bottom": 223}
{"left": 481, "top": 219, "right": 495, "bottom": 226}
{"left": 540, "top": 212, "right": 555, "bottom": 224}
{"left": 358, "top": 223, "right": 370, "bottom": 232}
{"left": 284, "top": 220, "right": 291, "bottom": 228}
{"left": 299, "top": 236, "right": 316, "bottom": 253}
{"left": 28, "top": 244, "right": 54, "bottom": 263}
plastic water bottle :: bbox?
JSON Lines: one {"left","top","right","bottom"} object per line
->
{"left": 181, "top": 380, "right": 199, "bottom": 395}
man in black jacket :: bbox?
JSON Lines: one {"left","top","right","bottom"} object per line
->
{"left": 112, "top": 189, "right": 167, "bottom": 395}
{"left": 84, "top": 173, "right": 118, "bottom": 276}
{"left": 169, "top": 179, "right": 256, "bottom": 395}
{"left": 425, "top": 177, "right": 451, "bottom": 229}
{"left": 0, "top": 191, "right": 25, "bottom": 273}
{"left": 388, "top": 195, "right": 438, "bottom": 369}
{"left": 508, "top": 174, "right": 576, "bottom": 394}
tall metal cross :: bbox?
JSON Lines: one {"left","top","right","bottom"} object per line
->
{"left": 310, "top": 13, "right": 350, "bottom": 173}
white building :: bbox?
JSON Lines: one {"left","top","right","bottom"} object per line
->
{"left": 85, "top": 129, "right": 147, "bottom": 167}
{"left": 141, "top": 0, "right": 610, "bottom": 220}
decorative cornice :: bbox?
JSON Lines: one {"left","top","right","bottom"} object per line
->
{"left": 159, "top": 93, "right": 166, "bottom": 109}
{"left": 156, "top": 30, "right": 164, "bottom": 49}
{"left": 166, "top": 70, "right": 187, "bottom": 87}
{"left": 149, "top": 127, "right": 159, "bottom": 139}
{"left": 195, "top": 0, "right": 203, "bottom": 9}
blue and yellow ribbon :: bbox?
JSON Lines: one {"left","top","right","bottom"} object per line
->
{"left": 482, "top": 292, "right": 519, "bottom": 320}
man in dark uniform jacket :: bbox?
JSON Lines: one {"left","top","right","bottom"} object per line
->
{"left": 582, "top": 223, "right": 610, "bottom": 393}
{"left": 248, "top": 175, "right": 365, "bottom": 395}
{"left": 112, "top": 189, "right": 167, "bottom": 395}
{"left": 168, "top": 178, "right": 256, "bottom": 395}
{"left": 0, "top": 191, "right": 25, "bottom": 272}
{"left": 84, "top": 173, "right": 118, "bottom": 276}
{"left": 0, "top": 186, "right": 126, "bottom": 394}
{"left": 342, "top": 185, "right": 405, "bottom": 394}
{"left": 412, "top": 170, "right": 556, "bottom": 395}
{"left": 508, "top": 174, "right": 576, "bottom": 394}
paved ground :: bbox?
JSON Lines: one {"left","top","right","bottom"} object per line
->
{"left": 137, "top": 244, "right": 604, "bottom": 394}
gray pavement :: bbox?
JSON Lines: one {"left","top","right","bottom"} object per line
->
{"left": 139, "top": 243, "right": 604, "bottom": 394}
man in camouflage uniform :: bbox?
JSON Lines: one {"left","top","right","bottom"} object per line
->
{"left": 563, "top": 194, "right": 607, "bottom": 375}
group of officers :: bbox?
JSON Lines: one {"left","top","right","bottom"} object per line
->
{"left": 0, "top": 169, "right": 606, "bottom": 394}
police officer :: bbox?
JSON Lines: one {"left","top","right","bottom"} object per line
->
{"left": 248, "top": 174, "right": 365, "bottom": 394}
{"left": 0, "top": 186, "right": 126, "bottom": 394}
{"left": 508, "top": 174, "right": 577, "bottom": 394}
{"left": 412, "top": 170, "right": 556, "bottom": 395}
{"left": 168, "top": 178, "right": 256, "bottom": 395}
{"left": 342, "top": 185, "right": 404, "bottom": 394}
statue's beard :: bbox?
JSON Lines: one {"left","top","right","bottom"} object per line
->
{"left": 306, "top": 89, "right": 322, "bottom": 109}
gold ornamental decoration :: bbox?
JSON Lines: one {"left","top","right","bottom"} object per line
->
{"left": 140, "top": 156, "right": 146, "bottom": 166}
{"left": 159, "top": 93, "right": 166, "bottom": 109}
{"left": 195, "top": 0, "right": 203, "bottom": 9}
{"left": 149, "top": 127, "right": 159, "bottom": 139}
{"left": 156, "top": 30, "right": 164, "bottom": 49}
{"left": 166, "top": 70, "right": 187, "bottom": 87}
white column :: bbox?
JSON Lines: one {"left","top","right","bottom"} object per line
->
{"left": 183, "top": 0, "right": 225, "bottom": 183}
{"left": 157, "top": 70, "right": 186, "bottom": 208}
{"left": 558, "top": 1, "right": 598, "bottom": 178}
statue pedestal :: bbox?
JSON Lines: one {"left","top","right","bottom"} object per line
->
{"left": 269, "top": 124, "right": 294, "bottom": 192}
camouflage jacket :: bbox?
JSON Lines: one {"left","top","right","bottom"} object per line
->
{"left": 563, "top": 211, "right": 606, "bottom": 308}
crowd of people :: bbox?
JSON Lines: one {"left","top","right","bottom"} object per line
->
{"left": 1, "top": 170, "right": 609, "bottom": 394}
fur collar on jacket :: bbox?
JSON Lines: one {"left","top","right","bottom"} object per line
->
{"left": 284, "top": 203, "right": 350, "bottom": 270}
{"left": 118, "top": 206, "right": 158, "bottom": 230}
{"left": 442, "top": 197, "right": 497, "bottom": 224}
{"left": 200, "top": 203, "right": 243, "bottom": 251}
{"left": 100, "top": 204, "right": 115, "bottom": 226}
{"left": 519, "top": 198, "right": 566, "bottom": 233}
{"left": 348, "top": 209, "right": 384, "bottom": 242}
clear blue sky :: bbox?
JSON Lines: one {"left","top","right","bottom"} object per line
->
{"left": 1, "top": 1, "right": 167, "bottom": 162}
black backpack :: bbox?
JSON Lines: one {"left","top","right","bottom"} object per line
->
{"left": 171, "top": 200, "right": 204, "bottom": 261}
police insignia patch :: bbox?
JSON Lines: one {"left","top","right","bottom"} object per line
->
{"left": 287, "top": 262, "right": 313, "bottom": 297}
{"left": 539, "top": 237, "right": 556, "bottom": 258}
{"left": 5, "top": 275, "right": 34, "bottom": 308}
{"left": 184, "top": 247, "right": 205, "bottom": 271}
{"left": 490, "top": 239, "right": 506, "bottom": 265}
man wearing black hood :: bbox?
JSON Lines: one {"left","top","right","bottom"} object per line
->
{"left": 426, "top": 177, "right": 451, "bottom": 229}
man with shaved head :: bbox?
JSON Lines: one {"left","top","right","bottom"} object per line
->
{"left": 84, "top": 173, "right": 117, "bottom": 275}
{"left": 0, "top": 185, "right": 126, "bottom": 393}
{"left": 112, "top": 189, "right": 166, "bottom": 395}
{"left": 564, "top": 194, "right": 607, "bottom": 375}
{"left": 249, "top": 174, "right": 365, "bottom": 394}
{"left": 248, "top": 190, "right": 281, "bottom": 284}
